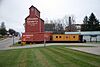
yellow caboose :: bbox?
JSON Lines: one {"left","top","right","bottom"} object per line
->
{"left": 52, "top": 33, "right": 81, "bottom": 42}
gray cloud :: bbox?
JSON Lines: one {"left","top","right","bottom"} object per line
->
{"left": 0, "top": 0, "right": 100, "bottom": 32}
{"left": 0, "top": 0, "right": 2, "bottom": 5}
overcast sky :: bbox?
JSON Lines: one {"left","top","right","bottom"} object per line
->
{"left": 0, "top": 0, "right": 100, "bottom": 32}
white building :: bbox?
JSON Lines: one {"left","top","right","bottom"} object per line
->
{"left": 65, "top": 31, "right": 100, "bottom": 42}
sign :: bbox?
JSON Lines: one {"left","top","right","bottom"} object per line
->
{"left": 27, "top": 18, "right": 38, "bottom": 26}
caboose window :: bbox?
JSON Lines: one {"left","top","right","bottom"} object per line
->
{"left": 59, "top": 36, "right": 61, "bottom": 38}
{"left": 66, "top": 36, "right": 68, "bottom": 38}
{"left": 56, "top": 36, "right": 58, "bottom": 38}
{"left": 73, "top": 36, "right": 75, "bottom": 38}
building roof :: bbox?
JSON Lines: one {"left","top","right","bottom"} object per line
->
{"left": 65, "top": 32, "right": 81, "bottom": 34}
{"left": 80, "top": 31, "right": 100, "bottom": 36}
{"left": 65, "top": 31, "right": 100, "bottom": 35}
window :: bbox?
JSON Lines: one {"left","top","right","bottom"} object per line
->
{"left": 66, "top": 36, "right": 68, "bottom": 38}
{"left": 31, "top": 8, "right": 34, "bottom": 11}
{"left": 56, "top": 36, "right": 58, "bottom": 38}
{"left": 59, "top": 36, "right": 61, "bottom": 38}
{"left": 73, "top": 36, "right": 75, "bottom": 38}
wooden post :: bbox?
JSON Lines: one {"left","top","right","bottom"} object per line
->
{"left": 44, "top": 38, "right": 46, "bottom": 47}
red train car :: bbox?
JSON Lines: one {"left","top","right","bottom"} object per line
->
{"left": 22, "top": 32, "right": 52, "bottom": 43}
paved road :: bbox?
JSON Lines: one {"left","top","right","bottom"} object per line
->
{"left": 0, "top": 37, "right": 19, "bottom": 50}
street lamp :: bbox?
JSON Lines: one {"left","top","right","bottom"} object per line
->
{"left": 13, "top": 34, "right": 14, "bottom": 45}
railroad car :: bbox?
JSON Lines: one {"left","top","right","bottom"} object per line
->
{"left": 51, "top": 34, "right": 83, "bottom": 42}
{"left": 22, "top": 32, "right": 52, "bottom": 43}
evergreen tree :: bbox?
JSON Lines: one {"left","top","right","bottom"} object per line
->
{"left": 81, "top": 16, "right": 88, "bottom": 31}
{"left": 1, "top": 22, "right": 5, "bottom": 28}
{"left": 0, "top": 28, "right": 7, "bottom": 36}
{"left": 0, "top": 22, "right": 7, "bottom": 36}
{"left": 81, "top": 13, "right": 100, "bottom": 31}
{"left": 88, "top": 13, "right": 99, "bottom": 31}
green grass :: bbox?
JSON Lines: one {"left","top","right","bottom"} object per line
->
{"left": 0, "top": 45, "right": 100, "bottom": 67}
{"left": 86, "top": 41, "right": 100, "bottom": 44}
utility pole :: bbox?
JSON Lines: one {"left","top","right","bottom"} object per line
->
{"left": 13, "top": 34, "right": 14, "bottom": 45}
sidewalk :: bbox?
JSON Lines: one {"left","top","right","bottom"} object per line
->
{"left": 11, "top": 43, "right": 100, "bottom": 55}
{"left": 1, "top": 43, "right": 100, "bottom": 50}
{"left": 68, "top": 47, "right": 100, "bottom": 55}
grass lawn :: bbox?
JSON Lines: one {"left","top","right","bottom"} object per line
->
{"left": 87, "top": 41, "right": 100, "bottom": 44}
{"left": 0, "top": 45, "right": 100, "bottom": 67}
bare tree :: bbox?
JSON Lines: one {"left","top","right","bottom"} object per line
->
{"left": 65, "top": 16, "right": 77, "bottom": 32}
{"left": 44, "top": 15, "right": 77, "bottom": 33}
